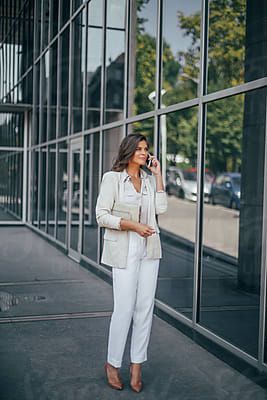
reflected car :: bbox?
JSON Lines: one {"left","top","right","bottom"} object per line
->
{"left": 210, "top": 172, "right": 241, "bottom": 210}
{"left": 166, "top": 167, "right": 213, "bottom": 202}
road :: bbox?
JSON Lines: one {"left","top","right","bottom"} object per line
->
{"left": 159, "top": 195, "right": 239, "bottom": 258}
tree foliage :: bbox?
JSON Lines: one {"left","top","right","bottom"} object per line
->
{"left": 134, "top": 0, "right": 246, "bottom": 173}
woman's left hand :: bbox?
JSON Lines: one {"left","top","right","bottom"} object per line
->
{"left": 148, "top": 156, "right": 161, "bottom": 176}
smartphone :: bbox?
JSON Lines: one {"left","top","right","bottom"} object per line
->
{"left": 146, "top": 153, "right": 153, "bottom": 168}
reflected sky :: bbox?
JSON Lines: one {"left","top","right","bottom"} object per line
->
{"left": 142, "top": 0, "right": 200, "bottom": 53}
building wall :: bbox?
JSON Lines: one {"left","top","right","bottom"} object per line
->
{"left": 1, "top": 0, "right": 267, "bottom": 371}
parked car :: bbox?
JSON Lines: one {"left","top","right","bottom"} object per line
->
{"left": 210, "top": 172, "right": 241, "bottom": 210}
{"left": 166, "top": 167, "right": 213, "bottom": 202}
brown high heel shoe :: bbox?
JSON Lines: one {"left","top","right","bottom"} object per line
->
{"left": 129, "top": 363, "right": 143, "bottom": 393}
{"left": 104, "top": 362, "right": 124, "bottom": 390}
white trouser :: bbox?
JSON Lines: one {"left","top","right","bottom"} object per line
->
{"left": 107, "top": 231, "right": 159, "bottom": 368}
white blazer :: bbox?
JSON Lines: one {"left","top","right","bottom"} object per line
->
{"left": 95, "top": 169, "right": 168, "bottom": 268}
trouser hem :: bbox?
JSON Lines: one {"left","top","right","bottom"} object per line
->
{"left": 130, "top": 357, "right": 147, "bottom": 364}
{"left": 107, "top": 357, "right": 122, "bottom": 368}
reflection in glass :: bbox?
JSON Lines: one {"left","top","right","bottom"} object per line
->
{"left": 83, "top": 134, "right": 100, "bottom": 261}
{"left": 72, "top": 10, "right": 86, "bottom": 133}
{"left": 128, "top": 0, "right": 157, "bottom": 116}
{"left": 56, "top": 142, "right": 68, "bottom": 244}
{"left": 201, "top": 90, "right": 267, "bottom": 357}
{"left": 72, "top": 0, "right": 85, "bottom": 13}
{"left": 49, "top": 41, "right": 57, "bottom": 140}
{"left": 162, "top": 0, "right": 201, "bottom": 106}
{"left": 31, "top": 149, "right": 39, "bottom": 226}
{"left": 0, "top": 151, "right": 23, "bottom": 221}
{"left": 33, "top": 62, "right": 40, "bottom": 145}
{"left": 47, "top": 145, "right": 56, "bottom": 237}
{"left": 107, "top": 0, "right": 126, "bottom": 29}
{"left": 103, "top": 127, "right": 124, "bottom": 174}
{"left": 39, "top": 147, "right": 47, "bottom": 232}
{"left": 51, "top": 0, "right": 59, "bottom": 38}
{"left": 89, "top": 0, "right": 103, "bottom": 26}
{"left": 157, "top": 108, "right": 198, "bottom": 319}
{"left": 59, "top": 28, "right": 69, "bottom": 136}
{"left": 70, "top": 148, "right": 81, "bottom": 252}
{"left": 40, "top": 51, "right": 49, "bottom": 143}
{"left": 86, "top": 1, "right": 102, "bottom": 129}
{"left": 105, "top": 2, "right": 126, "bottom": 123}
{"left": 0, "top": 113, "right": 24, "bottom": 147}
{"left": 128, "top": 117, "right": 154, "bottom": 154}
{"left": 207, "top": 0, "right": 246, "bottom": 93}
{"left": 42, "top": 0, "right": 49, "bottom": 50}
{"left": 207, "top": 0, "right": 266, "bottom": 93}
{"left": 60, "top": 0, "right": 70, "bottom": 28}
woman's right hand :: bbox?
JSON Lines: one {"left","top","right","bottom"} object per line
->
{"left": 135, "top": 223, "right": 155, "bottom": 238}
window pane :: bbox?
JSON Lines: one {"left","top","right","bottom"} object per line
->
{"left": 56, "top": 142, "right": 68, "bottom": 244}
{"left": 83, "top": 133, "right": 100, "bottom": 261}
{"left": 39, "top": 147, "right": 47, "bottom": 232}
{"left": 207, "top": 0, "right": 266, "bottom": 93}
{"left": 42, "top": 0, "right": 49, "bottom": 50}
{"left": 128, "top": 117, "right": 155, "bottom": 155}
{"left": 51, "top": 0, "right": 59, "bottom": 38}
{"left": 49, "top": 41, "right": 57, "bottom": 140}
{"left": 89, "top": 0, "right": 103, "bottom": 26}
{"left": 47, "top": 144, "right": 56, "bottom": 237}
{"left": 161, "top": 0, "right": 201, "bottom": 106}
{"left": 86, "top": 0, "right": 103, "bottom": 129}
{"left": 59, "top": 28, "right": 69, "bottom": 137}
{"left": 103, "top": 126, "right": 124, "bottom": 173}
{"left": 72, "top": 10, "right": 86, "bottom": 133}
{"left": 0, "top": 150, "right": 23, "bottom": 221}
{"left": 201, "top": 89, "right": 267, "bottom": 357}
{"left": 128, "top": 0, "right": 157, "bottom": 116}
{"left": 105, "top": 1, "right": 126, "bottom": 123}
{"left": 157, "top": 107, "right": 198, "bottom": 319}
{"left": 40, "top": 51, "right": 49, "bottom": 143}
{"left": 31, "top": 149, "right": 39, "bottom": 226}
{"left": 0, "top": 113, "right": 24, "bottom": 147}
{"left": 60, "top": 0, "right": 70, "bottom": 27}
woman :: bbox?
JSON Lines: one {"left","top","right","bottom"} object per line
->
{"left": 95, "top": 133, "right": 167, "bottom": 392}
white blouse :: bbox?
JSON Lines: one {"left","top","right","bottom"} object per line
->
{"left": 122, "top": 171, "right": 149, "bottom": 225}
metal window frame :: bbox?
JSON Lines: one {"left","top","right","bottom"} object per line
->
{"left": 2, "top": 0, "right": 266, "bottom": 373}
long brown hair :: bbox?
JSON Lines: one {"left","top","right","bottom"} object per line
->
{"left": 111, "top": 133, "right": 149, "bottom": 172}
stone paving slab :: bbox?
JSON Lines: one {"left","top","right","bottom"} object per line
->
{"left": 0, "top": 316, "right": 267, "bottom": 400}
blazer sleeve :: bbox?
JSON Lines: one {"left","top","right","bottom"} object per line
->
{"left": 95, "top": 172, "right": 121, "bottom": 230}
{"left": 150, "top": 175, "right": 168, "bottom": 215}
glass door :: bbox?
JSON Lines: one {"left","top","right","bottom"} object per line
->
{"left": 68, "top": 138, "right": 82, "bottom": 261}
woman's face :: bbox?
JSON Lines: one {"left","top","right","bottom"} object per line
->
{"left": 130, "top": 140, "right": 149, "bottom": 167}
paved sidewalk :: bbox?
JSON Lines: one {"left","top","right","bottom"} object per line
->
{"left": 0, "top": 227, "right": 267, "bottom": 400}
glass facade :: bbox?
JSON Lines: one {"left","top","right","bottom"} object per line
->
{"left": 1, "top": 0, "right": 267, "bottom": 373}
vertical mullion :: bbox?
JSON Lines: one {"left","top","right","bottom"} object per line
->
{"left": 258, "top": 96, "right": 267, "bottom": 369}
{"left": 22, "top": 111, "right": 28, "bottom": 222}
{"left": 82, "top": 4, "right": 88, "bottom": 133}
{"left": 123, "top": 0, "right": 130, "bottom": 122}
{"left": 192, "top": 0, "right": 209, "bottom": 326}
{"left": 68, "top": 14, "right": 73, "bottom": 136}
{"left": 78, "top": 137, "right": 84, "bottom": 255}
{"left": 54, "top": 142, "right": 58, "bottom": 238}
{"left": 27, "top": 111, "right": 32, "bottom": 223}
{"left": 154, "top": 0, "right": 163, "bottom": 159}
{"left": 45, "top": 145, "right": 49, "bottom": 233}
{"left": 97, "top": 0, "right": 107, "bottom": 265}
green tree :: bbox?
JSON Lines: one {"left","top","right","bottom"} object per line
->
{"left": 177, "top": 0, "right": 246, "bottom": 173}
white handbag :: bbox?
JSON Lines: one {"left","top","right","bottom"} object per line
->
{"left": 111, "top": 201, "right": 140, "bottom": 222}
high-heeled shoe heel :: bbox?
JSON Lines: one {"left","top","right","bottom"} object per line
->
{"left": 104, "top": 362, "right": 124, "bottom": 390}
{"left": 129, "top": 364, "right": 143, "bottom": 393}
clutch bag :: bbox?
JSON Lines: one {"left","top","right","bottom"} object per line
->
{"left": 111, "top": 202, "right": 140, "bottom": 222}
